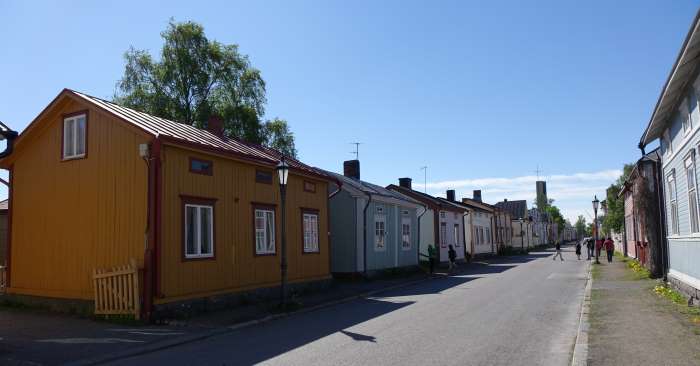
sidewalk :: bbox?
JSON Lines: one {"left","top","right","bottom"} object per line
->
{"left": 587, "top": 257, "right": 700, "bottom": 366}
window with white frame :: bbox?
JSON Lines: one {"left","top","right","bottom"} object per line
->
{"left": 184, "top": 204, "right": 214, "bottom": 258}
{"left": 255, "top": 208, "right": 276, "bottom": 254}
{"left": 663, "top": 131, "right": 673, "bottom": 156}
{"left": 440, "top": 222, "right": 447, "bottom": 247}
{"left": 63, "top": 113, "right": 87, "bottom": 159}
{"left": 475, "top": 226, "right": 480, "bottom": 245}
{"left": 401, "top": 217, "right": 411, "bottom": 250}
{"left": 453, "top": 224, "right": 460, "bottom": 247}
{"left": 682, "top": 99, "right": 692, "bottom": 134}
{"left": 486, "top": 228, "right": 491, "bottom": 244}
{"left": 479, "top": 227, "right": 484, "bottom": 245}
{"left": 302, "top": 211, "right": 319, "bottom": 253}
{"left": 668, "top": 172, "right": 679, "bottom": 235}
{"left": 687, "top": 154, "right": 700, "bottom": 233}
{"left": 439, "top": 211, "right": 446, "bottom": 219}
{"left": 375, "top": 214, "right": 386, "bottom": 250}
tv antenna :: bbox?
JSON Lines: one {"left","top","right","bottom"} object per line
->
{"left": 420, "top": 166, "right": 428, "bottom": 193}
{"left": 350, "top": 142, "right": 362, "bottom": 160}
{"left": 535, "top": 165, "right": 544, "bottom": 180}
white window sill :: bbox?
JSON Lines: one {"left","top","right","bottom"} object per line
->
{"left": 62, "top": 154, "right": 86, "bottom": 161}
{"left": 185, "top": 254, "right": 214, "bottom": 259}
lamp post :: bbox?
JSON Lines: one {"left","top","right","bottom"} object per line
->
{"left": 593, "top": 195, "right": 600, "bottom": 264}
{"left": 519, "top": 217, "right": 524, "bottom": 253}
{"left": 276, "top": 158, "right": 290, "bottom": 308}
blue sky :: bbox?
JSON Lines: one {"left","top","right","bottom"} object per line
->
{"left": 0, "top": 0, "right": 697, "bottom": 221}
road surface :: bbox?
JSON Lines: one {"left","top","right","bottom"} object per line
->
{"left": 110, "top": 246, "right": 588, "bottom": 366}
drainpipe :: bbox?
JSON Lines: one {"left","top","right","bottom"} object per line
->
{"left": 416, "top": 204, "right": 428, "bottom": 264}
{"left": 327, "top": 178, "right": 343, "bottom": 275}
{"left": 362, "top": 191, "right": 372, "bottom": 276}
{"left": 462, "top": 211, "right": 470, "bottom": 259}
{"left": 654, "top": 155, "right": 669, "bottom": 282}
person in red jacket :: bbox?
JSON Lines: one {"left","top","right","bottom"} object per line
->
{"left": 595, "top": 238, "right": 603, "bottom": 263}
{"left": 604, "top": 237, "right": 615, "bottom": 263}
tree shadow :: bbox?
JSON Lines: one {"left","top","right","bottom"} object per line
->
{"left": 339, "top": 330, "right": 376, "bottom": 342}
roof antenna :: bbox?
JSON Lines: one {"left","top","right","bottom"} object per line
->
{"left": 420, "top": 166, "right": 428, "bottom": 193}
{"left": 350, "top": 142, "right": 361, "bottom": 160}
{"left": 534, "top": 165, "right": 543, "bottom": 180}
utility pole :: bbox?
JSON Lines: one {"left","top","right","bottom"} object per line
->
{"left": 420, "top": 166, "right": 428, "bottom": 193}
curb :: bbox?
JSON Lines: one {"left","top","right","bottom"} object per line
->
{"left": 69, "top": 275, "right": 435, "bottom": 365}
{"left": 571, "top": 262, "right": 592, "bottom": 366}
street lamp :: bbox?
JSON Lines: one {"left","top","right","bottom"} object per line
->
{"left": 519, "top": 217, "right": 524, "bottom": 253}
{"left": 276, "top": 158, "right": 290, "bottom": 308}
{"left": 593, "top": 195, "right": 600, "bottom": 264}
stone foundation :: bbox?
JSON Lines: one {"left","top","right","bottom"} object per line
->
{"left": 668, "top": 275, "right": 700, "bottom": 302}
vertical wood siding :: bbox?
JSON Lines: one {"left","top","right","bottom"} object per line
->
{"left": 158, "top": 146, "right": 330, "bottom": 302}
{"left": 8, "top": 99, "right": 149, "bottom": 299}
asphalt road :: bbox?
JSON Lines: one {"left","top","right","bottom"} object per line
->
{"left": 109, "top": 246, "right": 589, "bottom": 366}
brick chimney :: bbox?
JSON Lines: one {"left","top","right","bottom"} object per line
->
{"left": 446, "top": 189, "right": 456, "bottom": 201}
{"left": 344, "top": 160, "right": 360, "bottom": 180}
{"left": 399, "top": 177, "right": 412, "bottom": 190}
{"left": 207, "top": 114, "right": 225, "bottom": 138}
{"left": 473, "top": 190, "right": 482, "bottom": 202}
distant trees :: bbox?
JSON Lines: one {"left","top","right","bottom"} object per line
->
{"left": 544, "top": 202, "right": 565, "bottom": 234}
{"left": 115, "top": 19, "right": 297, "bottom": 157}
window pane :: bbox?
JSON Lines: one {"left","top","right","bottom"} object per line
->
{"left": 76, "top": 117, "right": 86, "bottom": 155}
{"left": 186, "top": 206, "right": 196, "bottom": 255}
{"left": 265, "top": 211, "right": 275, "bottom": 251}
{"left": 200, "top": 207, "right": 212, "bottom": 254}
{"left": 64, "top": 119, "right": 75, "bottom": 157}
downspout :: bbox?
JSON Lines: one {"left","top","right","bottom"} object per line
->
{"left": 416, "top": 204, "right": 428, "bottom": 263}
{"left": 654, "top": 155, "right": 669, "bottom": 281}
{"left": 462, "top": 211, "right": 469, "bottom": 259}
{"left": 327, "top": 177, "right": 342, "bottom": 274}
{"left": 362, "top": 191, "right": 372, "bottom": 276}
{"left": 143, "top": 137, "right": 162, "bottom": 321}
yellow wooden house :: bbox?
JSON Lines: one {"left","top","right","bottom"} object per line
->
{"left": 0, "top": 89, "right": 335, "bottom": 318}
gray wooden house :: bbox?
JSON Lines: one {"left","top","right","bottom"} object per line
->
{"left": 326, "top": 160, "right": 424, "bottom": 276}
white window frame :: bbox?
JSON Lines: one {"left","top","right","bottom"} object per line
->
{"left": 686, "top": 154, "right": 700, "bottom": 233}
{"left": 664, "top": 131, "right": 673, "bottom": 157}
{"left": 184, "top": 204, "right": 214, "bottom": 259}
{"left": 439, "top": 211, "right": 446, "bottom": 219}
{"left": 375, "top": 214, "right": 386, "bottom": 251}
{"left": 486, "top": 228, "right": 491, "bottom": 244}
{"left": 303, "top": 212, "right": 319, "bottom": 253}
{"left": 255, "top": 208, "right": 276, "bottom": 255}
{"left": 453, "top": 223, "right": 460, "bottom": 247}
{"left": 401, "top": 217, "right": 411, "bottom": 250}
{"left": 668, "top": 172, "right": 679, "bottom": 235}
{"left": 682, "top": 99, "right": 692, "bottom": 135}
{"left": 63, "top": 113, "right": 87, "bottom": 160}
{"left": 440, "top": 222, "right": 447, "bottom": 247}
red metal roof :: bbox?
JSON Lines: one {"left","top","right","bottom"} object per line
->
{"left": 68, "top": 89, "right": 330, "bottom": 180}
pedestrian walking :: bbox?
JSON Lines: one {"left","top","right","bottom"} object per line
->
{"left": 448, "top": 244, "right": 457, "bottom": 272}
{"left": 575, "top": 241, "right": 582, "bottom": 260}
{"left": 595, "top": 238, "right": 603, "bottom": 262}
{"left": 604, "top": 237, "right": 615, "bottom": 263}
{"left": 553, "top": 240, "right": 564, "bottom": 261}
{"left": 427, "top": 244, "right": 436, "bottom": 274}
{"left": 586, "top": 238, "right": 593, "bottom": 260}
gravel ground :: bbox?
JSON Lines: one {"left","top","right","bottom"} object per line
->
{"left": 588, "top": 258, "right": 700, "bottom": 366}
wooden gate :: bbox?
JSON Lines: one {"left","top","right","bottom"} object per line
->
{"left": 93, "top": 259, "right": 141, "bottom": 319}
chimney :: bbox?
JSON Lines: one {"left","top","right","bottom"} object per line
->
{"left": 504, "top": 198, "right": 508, "bottom": 202}
{"left": 473, "top": 190, "right": 482, "bottom": 202}
{"left": 207, "top": 114, "right": 225, "bottom": 138}
{"left": 399, "top": 177, "right": 412, "bottom": 190}
{"left": 446, "top": 189, "right": 456, "bottom": 201}
{"left": 343, "top": 160, "right": 360, "bottom": 180}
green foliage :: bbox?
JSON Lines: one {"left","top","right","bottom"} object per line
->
{"left": 654, "top": 284, "right": 686, "bottom": 305}
{"left": 544, "top": 204, "right": 565, "bottom": 234}
{"left": 602, "top": 163, "right": 634, "bottom": 235}
{"left": 626, "top": 258, "right": 651, "bottom": 280}
{"left": 115, "top": 19, "right": 297, "bottom": 157}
